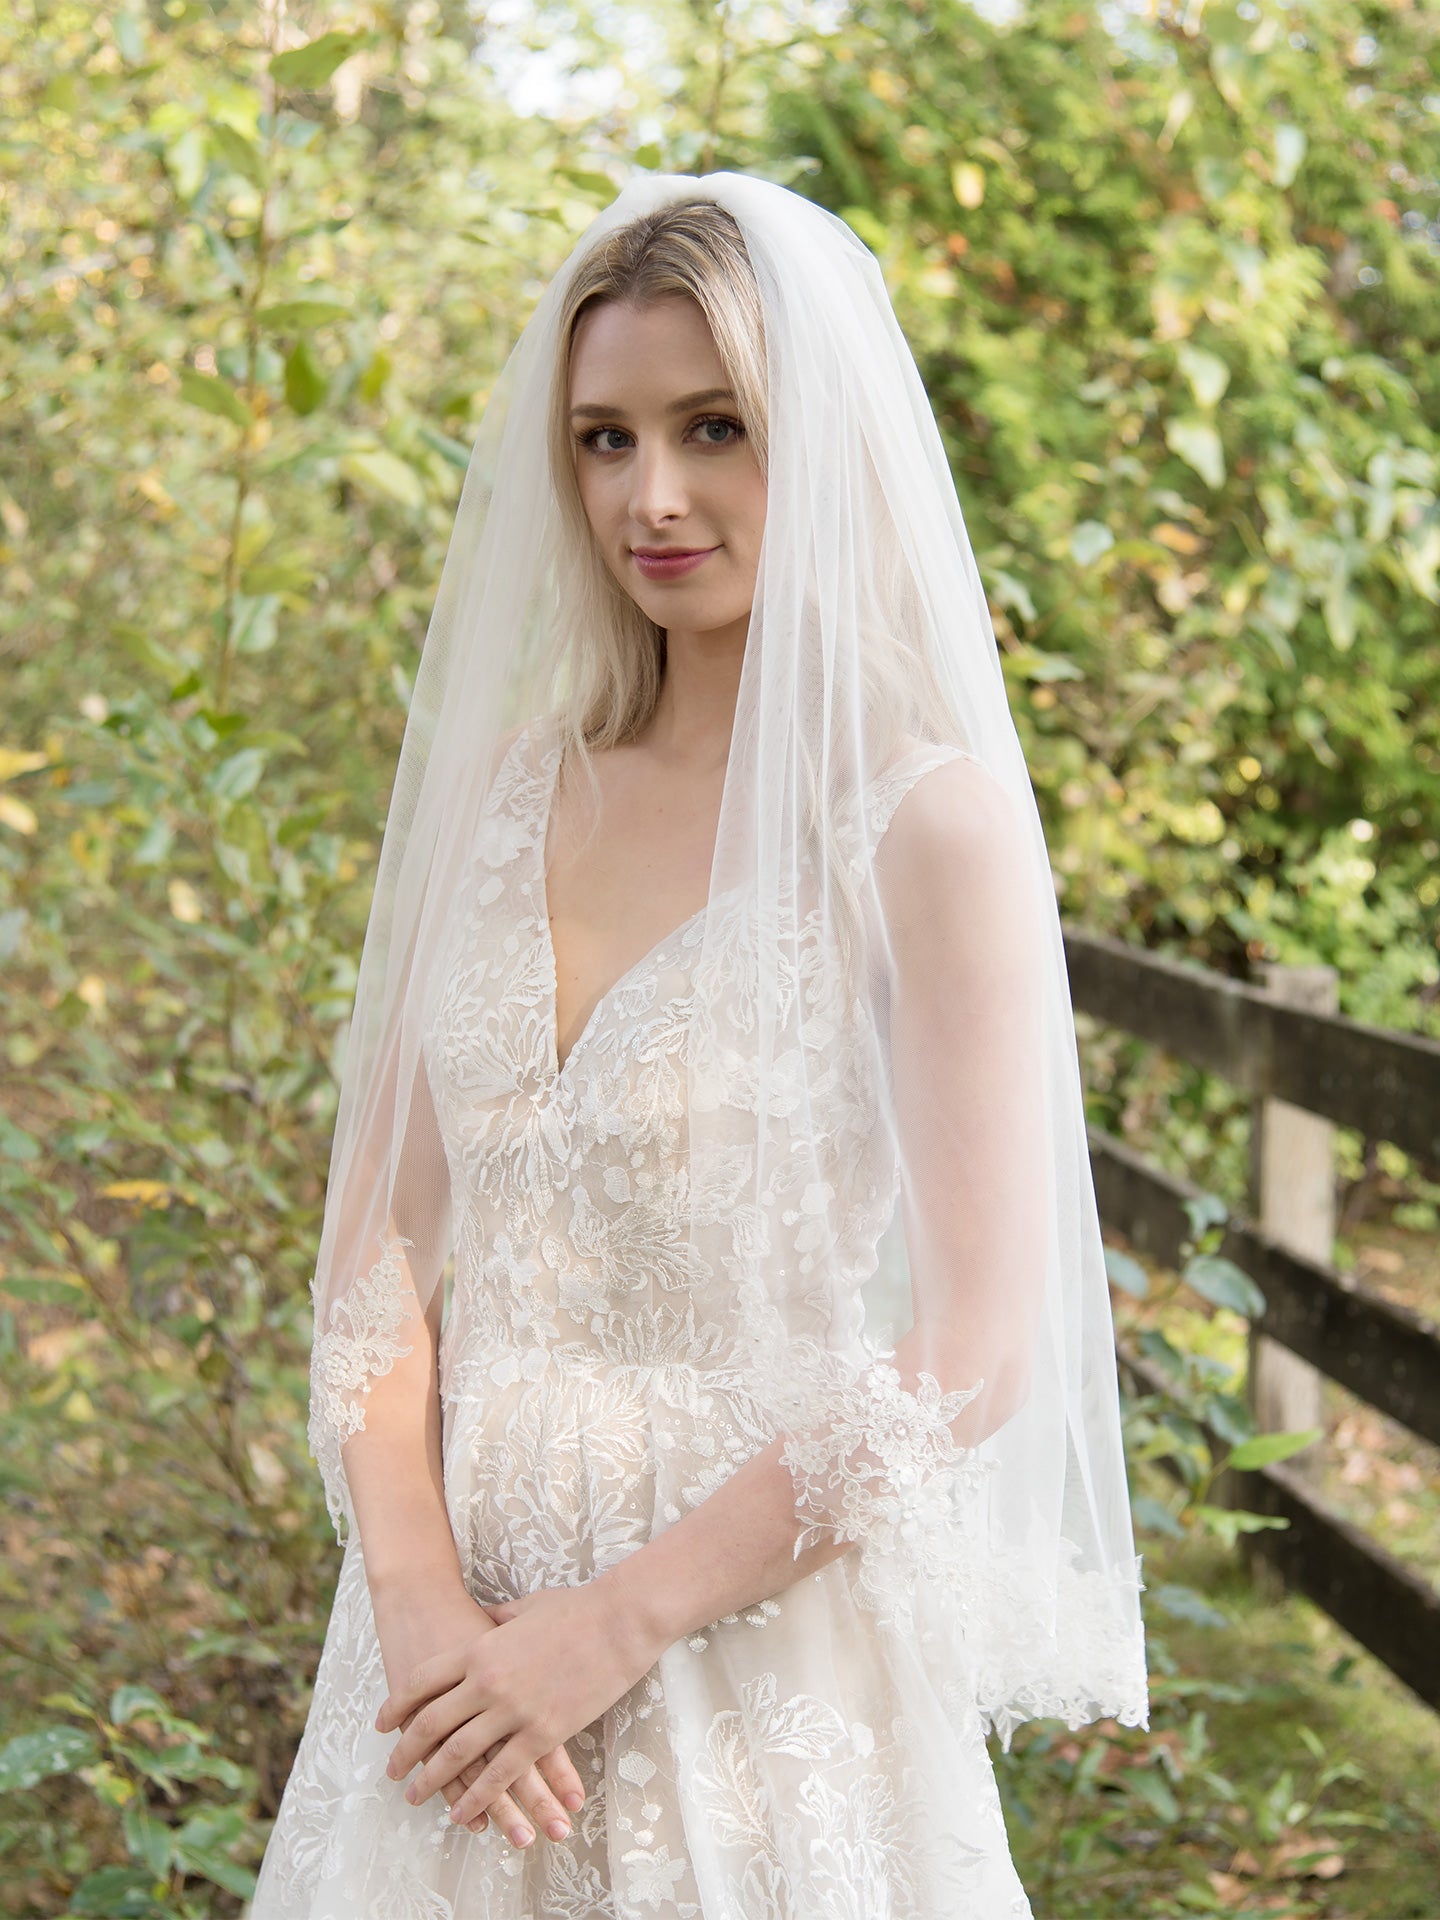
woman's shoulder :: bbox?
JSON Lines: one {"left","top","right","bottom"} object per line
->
{"left": 870, "top": 730, "right": 1012, "bottom": 826}
{"left": 869, "top": 732, "right": 1028, "bottom": 888}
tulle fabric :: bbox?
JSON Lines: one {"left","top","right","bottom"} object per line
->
{"left": 302, "top": 167, "right": 1147, "bottom": 1776}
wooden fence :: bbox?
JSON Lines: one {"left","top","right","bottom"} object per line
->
{"left": 1064, "top": 927, "right": 1440, "bottom": 1712}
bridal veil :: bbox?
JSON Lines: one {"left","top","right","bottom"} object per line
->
{"left": 305, "top": 169, "right": 1148, "bottom": 1749}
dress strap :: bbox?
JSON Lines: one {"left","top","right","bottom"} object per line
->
{"left": 856, "top": 742, "right": 981, "bottom": 872}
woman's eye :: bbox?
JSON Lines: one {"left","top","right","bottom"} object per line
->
{"left": 581, "top": 427, "right": 631, "bottom": 454}
{"left": 693, "top": 416, "right": 744, "bottom": 446}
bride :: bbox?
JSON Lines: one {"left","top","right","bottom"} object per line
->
{"left": 248, "top": 172, "right": 1147, "bottom": 1919}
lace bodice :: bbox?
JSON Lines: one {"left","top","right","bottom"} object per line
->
{"left": 422, "top": 718, "right": 965, "bottom": 1408}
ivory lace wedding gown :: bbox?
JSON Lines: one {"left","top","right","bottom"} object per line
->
{"left": 249, "top": 716, "right": 1035, "bottom": 1920}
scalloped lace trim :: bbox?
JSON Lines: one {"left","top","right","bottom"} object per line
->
{"left": 308, "top": 1232, "right": 418, "bottom": 1535}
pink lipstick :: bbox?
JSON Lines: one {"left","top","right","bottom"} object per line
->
{"left": 632, "top": 546, "right": 719, "bottom": 581}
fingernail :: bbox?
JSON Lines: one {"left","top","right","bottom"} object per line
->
{"left": 405, "top": 1786, "right": 419, "bottom": 1804}
{"left": 563, "top": 1790, "right": 584, "bottom": 1811}
{"left": 547, "top": 1817, "right": 570, "bottom": 1840}
{"left": 511, "top": 1823, "right": 534, "bottom": 1846}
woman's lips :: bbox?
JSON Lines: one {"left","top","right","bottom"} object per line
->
{"left": 631, "top": 546, "right": 719, "bottom": 581}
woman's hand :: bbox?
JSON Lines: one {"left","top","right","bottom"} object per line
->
{"left": 375, "top": 1577, "right": 665, "bottom": 1830}
{"left": 368, "top": 1575, "right": 585, "bottom": 1849}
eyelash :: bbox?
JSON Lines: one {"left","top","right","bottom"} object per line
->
{"left": 575, "top": 414, "right": 746, "bottom": 455}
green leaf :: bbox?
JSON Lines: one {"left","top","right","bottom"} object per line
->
{"left": 1177, "top": 343, "right": 1230, "bottom": 409}
{"left": 200, "top": 222, "right": 247, "bottom": 289}
{"left": 0, "top": 906, "right": 27, "bottom": 962}
{"left": 1164, "top": 415, "right": 1226, "bottom": 489}
{"left": 1202, "top": 1389, "right": 1255, "bottom": 1448}
{"left": 0, "top": 1724, "right": 99, "bottom": 1792}
{"left": 840, "top": 206, "right": 890, "bottom": 254}
{"left": 1273, "top": 123, "right": 1306, "bottom": 188}
{"left": 1125, "top": 1764, "right": 1180, "bottom": 1823}
{"left": 0, "top": 1121, "right": 41, "bottom": 1168}
{"left": 1014, "top": 646, "right": 1083, "bottom": 683}
{"left": 1153, "top": 1582, "right": 1230, "bottom": 1629}
{"left": 1190, "top": 1503, "right": 1291, "bottom": 1548}
{"left": 164, "top": 125, "right": 208, "bottom": 202}
{"left": 178, "top": 370, "right": 252, "bottom": 429}
{"left": 358, "top": 348, "right": 392, "bottom": 401}
{"left": 1184, "top": 1254, "right": 1265, "bottom": 1318}
{"left": 68, "top": 1865, "right": 160, "bottom": 1916}
{"left": 417, "top": 423, "right": 473, "bottom": 471}
{"left": 231, "top": 591, "right": 280, "bottom": 654}
{"left": 1136, "top": 1327, "right": 1185, "bottom": 1380}
{"left": 132, "top": 816, "right": 176, "bottom": 866}
{"left": 240, "top": 560, "right": 316, "bottom": 594}
{"left": 122, "top": 1802, "right": 173, "bottom": 1877}
{"left": 0, "top": 1275, "right": 87, "bottom": 1305}
{"left": 340, "top": 449, "right": 425, "bottom": 509}
{"left": 1105, "top": 1247, "right": 1150, "bottom": 1298}
{"left": 260, "top": 298, "right": 352, "bottom": 329}
{"left": 284, "top": 339, "right": 328, "bottom": 416}
{"left": 1225, "top": 1428, "right": 1322, "bottom": 1472}
{"left": 270, "top": 31, "right": 366, "bottom": 88}
{"left": 175, "top": 1806, "right": 256, "bottom": 1895}
{"left": 176, "top": 1845, "right": 257, "bottom": 1898}
{"left": 110, "top": 1685, "right": 168, "bottom": 1727}
{"left": 558, "top": 167, "right": 617, "bottom": 199}
{"left": 206, "top": 747, "right": 267, "bottom": 803}
{"left": 1070, "top": 519, "right": 1114, "bottom": 566}
{"left": 1132, "top": 1492, "right": 1185, "bottom": 1538}
{"left": 1182, "top": 1191, "right": 1229, "bottom": 1239}
{"left": 114, "top": 11, "right": 148, "bottom": 64}
{"left": 208, "top": 121, "right": 264, "bottom": 185}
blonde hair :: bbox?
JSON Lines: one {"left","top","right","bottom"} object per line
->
{"left": 542, "top": 197, "right": 955, "bottom": 990}
{"left": 546, "top": 200, "right": 768, "bottom": 756}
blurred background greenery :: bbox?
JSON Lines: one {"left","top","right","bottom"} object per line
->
{"left": 2, "top": 0, "right": 1438, "bottom": 1913}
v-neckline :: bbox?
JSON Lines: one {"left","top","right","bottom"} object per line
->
{"left": 534, "top": 734, "right": 708, "bottom": 1082}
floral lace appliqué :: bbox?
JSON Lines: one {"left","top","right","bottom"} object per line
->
{"left": 308, "top": 1231, "right": 419, "bottom": 1533}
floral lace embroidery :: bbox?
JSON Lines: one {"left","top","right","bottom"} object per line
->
{"left": 265, "top": 720, "right": 1145, "bottom": 1917}
{"left": 308, "top": 1232, "right": 418, "bottom": 1533}
{"left": 780, "top": 1360, "right": 993, "bottom": 1631}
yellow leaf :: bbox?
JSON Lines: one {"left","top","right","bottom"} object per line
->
{"left": 100, "top": 1180, "right": 174, "bottom": 1209}
{"left": 951, "top": 162, "right": 985, "bottom": 209}
{"left": 1153, "top": 521, "right": 1204, "bottom": 554}
{"left": 77, "top": 974, "right": 107, "bottom": 1012}
{"left": 132, "top": 470, "right": 177, "bottom": 517}
{"left": 0, "top": 488, "right": 28, "bottom": 539}
{"left": 0, "top": 747, "right": 49, "bottom": 783}
{"left": 169, "top": 878, "right": 203, "bottom": 923}
{"left": 0, "top": 794, "right": 37, "bottom": 834}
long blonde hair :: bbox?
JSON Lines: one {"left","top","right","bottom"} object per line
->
{"left": 545, "top": 200, "right": 768, "bottom": 755}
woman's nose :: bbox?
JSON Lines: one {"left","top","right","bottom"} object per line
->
{"left": 628, "top": 441, "right": 687, "bottom": 527}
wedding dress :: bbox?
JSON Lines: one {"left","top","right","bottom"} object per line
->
{"left": 247, "top": 713, "right": 1036, "bottom": 1919}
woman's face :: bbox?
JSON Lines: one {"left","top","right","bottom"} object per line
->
{"left": 567, "top": 294, "right": 766, "bottom": 643}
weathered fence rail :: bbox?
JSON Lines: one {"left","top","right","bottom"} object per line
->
{"left": 1064, "top": 926, "right": 1440, "bottom": 1712}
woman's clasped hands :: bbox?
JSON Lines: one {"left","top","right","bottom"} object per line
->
{"left": 375, "top": 1571, "right": 666, "bottom": 1841}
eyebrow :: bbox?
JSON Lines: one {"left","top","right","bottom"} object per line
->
{"left": 568, "top": 387, "right": 737, "bottom": 420}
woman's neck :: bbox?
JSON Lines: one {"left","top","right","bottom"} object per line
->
{"left": 642, "top": 615, "right": 748, "bottom": 762}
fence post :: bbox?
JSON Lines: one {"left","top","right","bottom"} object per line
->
{"left": 1247, "top": 962, "right": 1337, "bottom": 1462}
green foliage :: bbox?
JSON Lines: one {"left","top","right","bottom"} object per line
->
{"left": 769, "top": 0, "right": 1440, "bottom": 1039}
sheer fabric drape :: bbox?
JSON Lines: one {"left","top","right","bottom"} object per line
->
{"left": 305, "top": 169, "right": 1148, "bottom": 1751}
